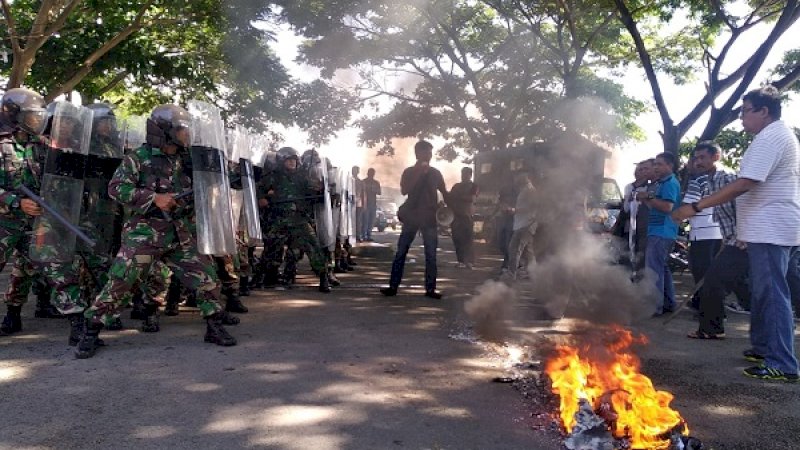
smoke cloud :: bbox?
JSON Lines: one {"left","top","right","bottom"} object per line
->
{"left": 464, "top": 96, "right": 659, "bottom": 340}
{"left": 464, "top": 281, "right": 517, "bottom": 343}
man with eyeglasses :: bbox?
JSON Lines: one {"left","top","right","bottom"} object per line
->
{"left": 673, "top": 85, "right": 800, "bottom": 383}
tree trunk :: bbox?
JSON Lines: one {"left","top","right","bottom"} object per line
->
{"left": 660, "top": 126, "right": 680, "bottom": 157}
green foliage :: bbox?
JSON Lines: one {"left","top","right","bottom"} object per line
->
{"left": 1, "top": 0, "right": 353, "bottom": 140}
{"left": 279, "top": 0, "right": 647, "bottom": 159}
{"left": 679, "top": 126, "right": 800, "bottom": 170}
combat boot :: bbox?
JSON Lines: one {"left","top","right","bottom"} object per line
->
{"left": 223, "top": 285, "right": 248, "bottom": 313}
{"left": 164, "top": 279, "right": 182, "bottom": 316}
{"left": 318, "top": 272, "right": 332, "bottom": 293}
{"left": 75, "top": 323, "right": 103, "bottom": 359}
{"left": 33, "top": 288, "right": 62, "bottom": 319}
{"left": 67, "top": 314, "right": 85, "bottom": 346}
{"left": 249, "top": 272, "right": 264, "bottom": 289}
{"left": 219, "top": 310, "right": 241, "bottom": 325}
{"left": 106, "top": 316, "right": 124, "bottom": 331}
{"left": 238, "top": 276, "right": 251, "bottom": 297}
{"left": 328, "top": 270, "right": 341, "bottom": 287}
{"left": 130, "top": 290, "right": 147, "bottom": 320}
{"left": 141, "top": 303, "right": 160, "bottom": 333}
{"left": 263, "top": 268, "right": 280, "bottom": 288}
{"left": 204, "top": 313, "right": 237, "bottom": 346}
{"left": 184, "top": 291, "right": 198, "bottom": 308}
{"left": 0, "top": 305, "right": 22, "bottom": 336}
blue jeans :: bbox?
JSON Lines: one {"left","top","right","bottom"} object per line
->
{"left": 645, "top": 236, "right": 676, "bottom": 314}
{"left": 389, "top": 224, "right": 438, "bottom": 292}
{"left": 748, "top": 243, "right": 799, "bottom": 374}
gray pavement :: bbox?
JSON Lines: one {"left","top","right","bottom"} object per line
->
{"left": 0, "top": 230, "right": 798, "bottom": 449}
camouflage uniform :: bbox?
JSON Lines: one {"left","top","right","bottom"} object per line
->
{"left": 83, "top": 144, "right": 223, "bottom": 326}
{"left": 1, "top": 133, "right": 88, "bottom": 315}
{"left": 257, "top": 166, "right": 327, "bottom": 276}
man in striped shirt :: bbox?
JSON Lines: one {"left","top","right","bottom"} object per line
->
{"left": 682, "top": 142, "right": 724, "bottom": 309}
{"left": 674, "top": 142, "right": 748, "bottom": 340}
{"left": 673, "top": 86, "right": 800, "bottom": 382}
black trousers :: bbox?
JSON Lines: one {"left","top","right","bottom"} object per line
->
{"left": 698, "top": 245, "right": 750, "bottom": 334}
{"left": 451, "top": 215, "right": 474, "bottom": 264}
{"left": 689, "top": 239, "right": 722, "bottom": 283}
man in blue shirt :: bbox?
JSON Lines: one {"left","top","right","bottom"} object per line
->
{"left": 637, "top": 152, "right": 680, "bottom": 316}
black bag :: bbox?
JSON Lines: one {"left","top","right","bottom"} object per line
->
{"left": 397, "top": 171, "right": 430, "bottom": 227}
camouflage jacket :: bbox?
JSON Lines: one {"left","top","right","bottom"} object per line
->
{"left": 109, "top": 144, "right": 194, "bottom": 248}
{"left": 0, "top": 132, "right": 44, "bottom": 230}
{"left": 257, "top": 167, "right": 322, "bottom": 223}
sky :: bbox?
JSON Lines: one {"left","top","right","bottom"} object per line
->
{"left": 267, "top": 11, "right": 800, "bottom": 189}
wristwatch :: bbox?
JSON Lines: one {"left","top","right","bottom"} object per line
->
{"left": 646, "top": 192, "right": 655, "bottom": 200}
{"left": 10, "top": 197, "right": 20, "bottom": 210}
{"left": 691, "top": 202, "right": 702, "bottom": 213}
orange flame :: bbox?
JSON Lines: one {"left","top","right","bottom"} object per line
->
{"left": 545, "top": 326, "right": 686, "bottom": 449}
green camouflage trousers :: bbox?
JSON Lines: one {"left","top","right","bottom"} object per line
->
{"left": 85, "top": 233, "right": 222, "bottom": 327}
{"left": 1, "top": 226, "right": 87, "bottom": 314}
{"left": 263, "top": 219, "right": 326, "bottom": 274}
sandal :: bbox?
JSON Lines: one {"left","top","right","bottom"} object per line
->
{"left": 687, "top": 330, "right": 725, "bottom": 340}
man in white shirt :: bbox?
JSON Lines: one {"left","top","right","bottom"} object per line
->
{"left": 505, "top": 172, "right": 538, "bottom": 281}
{"left": 673, "top": 85, "right": 800, "bottom": 382}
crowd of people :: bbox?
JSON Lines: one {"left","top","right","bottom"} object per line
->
{"left": 0, "top": 88, "right": 374, "bottom": 359}
{"left": 618, "top": 86, "right": 800, "bottom": 383}
{"left": 2, "top": 84, "right": 798, "bottom": 383}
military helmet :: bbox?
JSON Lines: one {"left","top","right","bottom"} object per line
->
{"left": 86, "top": 103, "right": 117, "bottom": 136}
{"left": 277, "top": 146, "right": 300, "bottom": 165}
{"left": 0, "top": 88, "right": 47, "bottom": 135}
{"left": 146, "top": 104, "right": 192, "bottom": 148}
{"left": 301, "top": 148, "right": 321, "bottom": 168}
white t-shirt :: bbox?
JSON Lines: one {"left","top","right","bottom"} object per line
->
{"left": 737, "top": 120, "right": 800, "bottom": 246}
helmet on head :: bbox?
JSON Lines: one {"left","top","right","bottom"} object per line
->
{"left": 86, "top": 103, "right": 117, "bottom": 136}
{"left": 146, "top": 104, "right": 192, "bottom": 149}
{"left": 0, "top": 88, "right": 47, "bottom": 135}
{"left": 301, "top": 148, "right": 320, "bottom": 168}
{"left": 276, "top": 146, "right": 300, "bottom": 166}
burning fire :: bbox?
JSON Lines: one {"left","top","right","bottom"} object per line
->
{"left": 545, "top": 326, "right": 686, "bottom": 449}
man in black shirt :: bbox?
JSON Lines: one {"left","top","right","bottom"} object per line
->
{"left": 381, "top": 140, "right": 447, "bottom": 299}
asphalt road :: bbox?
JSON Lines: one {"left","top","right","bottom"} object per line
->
{"left": 1, "top": 230, "right": 798, "bottom": 449}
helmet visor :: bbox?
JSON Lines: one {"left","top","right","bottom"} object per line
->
{"left": 19, "top": 108, "right": 47, "bottom": 135}
{"left": 172, "top": 125, "right": 192, "bottom": 148}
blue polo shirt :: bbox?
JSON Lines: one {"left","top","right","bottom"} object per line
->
{"left": 647, "top": 173, "right": 680, "bottom": 239}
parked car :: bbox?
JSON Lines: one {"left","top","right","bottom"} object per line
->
{"left": 375, "top": 207, "right": 397, "bottom": 232}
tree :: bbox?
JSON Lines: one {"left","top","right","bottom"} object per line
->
{"left": 1, "top": 0, "right": 354, "bottom": 139}
{"left": 279, "top": 0, "right": 646, "bottom": 159}
{"left": 613, "top": 0, "right": 800, "bottom": 154}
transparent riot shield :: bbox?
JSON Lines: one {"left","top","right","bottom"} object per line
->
{"left": 346, "top": 173, "right": 357, "bottom": 244}
{"left": 311, "top": 154, "right": 335, "bottom": 248}
{"left": 122, "top": 115, "right": 147, "bottom": 153}
{"left": 81, "top": 111, "right": 124, "bottom": 255}
{"left": 30, "top": 102, "right": 92, "bottom": 263}
{"left": 335, "top": 167, "right": 350, "bottom": 240}
{"left": 238, "top": 132, "right": 262, "bottom": 243}
{"left": 188, "top": 100, "right": 236, "bottom": 256}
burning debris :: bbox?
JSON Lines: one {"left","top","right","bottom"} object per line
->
{"left": 545, "top": 326, "right": 703, "bottom": 450}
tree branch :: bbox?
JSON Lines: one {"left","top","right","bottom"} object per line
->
{"left": 46, "top": 0, "right": 156, "bottom": 100}
{"left": 96, "top": 70, "right": 129, "bottom": 97}
{"left": 0, "top": 0, "right": 21, "bottom": 54}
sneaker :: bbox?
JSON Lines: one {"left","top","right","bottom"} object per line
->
{"left": 743, "top": 349, "right": 765, "bottom": 363}
{"left": 743, "top": 365, "right": 799, "bottom": 382}
{"left": 725, "top": 302, "right": 750, "bottom": 315}
{"left": 464, "top": 263, "right": 474, "bottom": 270}
{"left": 455, "top": 262, "right": 466, "bottom": 268}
